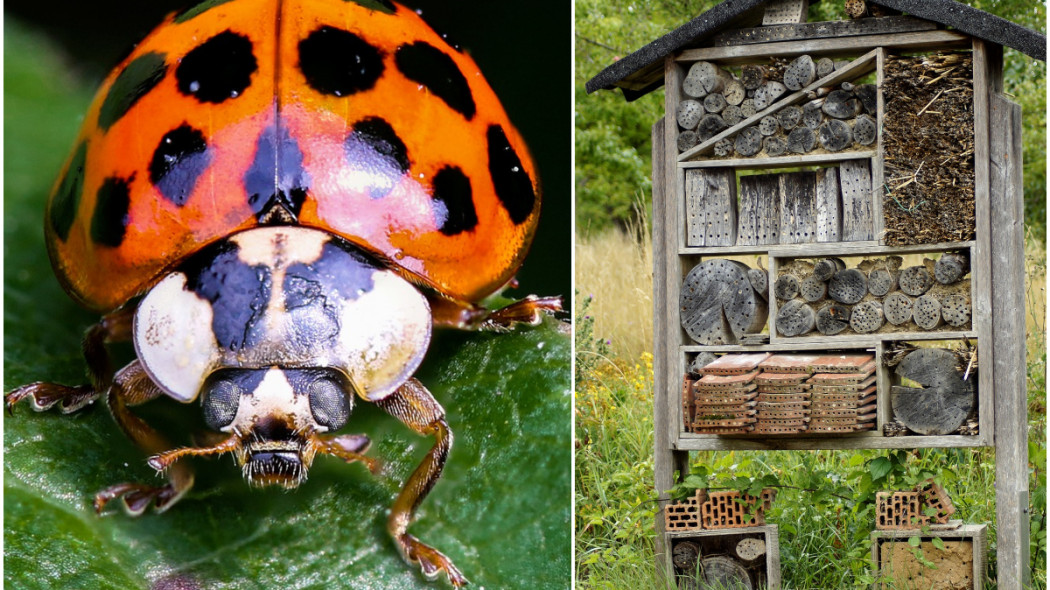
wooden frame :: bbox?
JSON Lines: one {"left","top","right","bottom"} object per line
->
{"left": 653, "top": 18, "right": 1029, "bottom": 589}
{"left": 871, "top": 524, "right": 988, "bottom": 589}
{"left": 665, "top": 525, "right": 782, "bottom": 590}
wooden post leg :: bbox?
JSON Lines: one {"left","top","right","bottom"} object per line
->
{"left": 990, "top": 91, "right": 1030, "bottom": 588}
{"left": 374, "top": 378, "right": 467, "bottom": 588}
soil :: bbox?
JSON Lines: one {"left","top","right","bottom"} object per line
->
{"left": 879, "top": 539, "right": 975, "bottom": 590}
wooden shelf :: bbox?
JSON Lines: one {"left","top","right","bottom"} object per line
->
{"left": 679, "top": 240, "right": 975, "bottom": 257}
{"left": 674, "top": 433, "right": 987, "bottom": 451}
{"left": 679, "top": 151, "right": 874, "bottom": 169}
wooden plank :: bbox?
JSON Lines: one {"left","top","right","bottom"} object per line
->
{"left": 674, "top": 433, "right": 986, "bottom": 451}
{"left": 685, "top": 169, "right": 737, "bottom": 246}
{"left": 677, "top": 30, "right": 969, "bottom": 66}
{"left": 712, "top": 15, "right": 937, "bottom": 47}
{"left": 873, "top": 47, "right": 887, "bottom": 242}
{"left": 679, "top": 239, "right": 975, "bottom": 258}
{"left": 839, "top": 159, "right": 874, "bottom": 241}
{"left": 990, "top": 91, "right": 1030, "bottom": 588}
{"left": 665, "top": 526, "right": 782, "bottom": 589}
{"left": 737, "top": 174, "right": 780, "bottom": 245}
{"left": 680, "top": 49, "right": 878, "bottom": 160}
{"left": 778, "top": 171, "right": 817, "bottom": 244}
{"left": 815, "top": 166, "right": 841, "bottom": 242}
{"left": 680, "top": 150, "right": 873, "bottom": 169}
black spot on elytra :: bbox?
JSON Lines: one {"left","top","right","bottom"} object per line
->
{"left": 431, "top": 166, "right": 477, "bottom": 235}
{"left": 298, "top": 26, "right": 384, "bottom": 97}
{"left": 98, "top": 52, "right": 168, "bottom": 131}
{"left": 174, "top": 0, "right": 237, "bottom": 23}
{"left": 90, "top": 174, "right": 133, "bottom": 247}
{"left": 49, "top": 142, "right": 88, "bottom": 242}
{"left": 184, "top": 240, "right": 272, "bottom": 351}
{"left": 340, "top": 0, "right": 396, "bottom": 14}
{"left": 176, "top": 31, "right": 257, "bottom": 104}
{"left": 244, "top": 126, "right": 311, "bottom": 222}
{"left": 394, "top": 42, "right": 475, "bottom": 119}
{"left": 345, "top": 117, "right": 410, "bottom": 199}
{"left": 487, "top": 125, "right": 534, "bottom": 224}
{"left": 150, "top": 124, "right": 211, "bottom": 206}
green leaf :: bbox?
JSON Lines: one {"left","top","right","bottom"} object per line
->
{"left": 3, "top": 18, "right": 570, "bottom": 590}
{"left": 931, "top": 537, "right": 946, "bottom": 551}
{"left": 869, "top": 457, "right": 893, "bottom": 482}
{"left": 908, "top": 536, "right": 922, "bottom": 548}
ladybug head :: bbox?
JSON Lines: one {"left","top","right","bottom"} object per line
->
{"left": 197, "top": 367, "right": 352, "bottom": 488}
{"left": 135, "top": 226, "right": 431, "bottom": 486}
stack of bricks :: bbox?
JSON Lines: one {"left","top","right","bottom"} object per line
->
{"left": 807, "top": 355, "right": 877, "bottom": 433}
{"left": 686, "top": 352, "right": 876, "bottom": 435}
{"left": 665, "top": 488, "right": 776, "bottom": 531}
{"left": 875, "top": 481, "right": 957, "bottom": 530}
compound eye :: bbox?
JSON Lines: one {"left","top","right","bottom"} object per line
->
{"left": 202, "top": 379, "right": 242, "bottom": 430}
{"left": 308, "top": 375, "right": 351, "bottom": 431}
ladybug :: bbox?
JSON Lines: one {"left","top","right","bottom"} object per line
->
{"left": 5, "top": 0, "right": 560, "bottom": 586}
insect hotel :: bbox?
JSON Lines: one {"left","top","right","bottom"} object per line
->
{"left": 586, "top": 0, "right": 1044, "bottom": 587}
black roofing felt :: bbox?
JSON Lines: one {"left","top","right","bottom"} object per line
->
{"left": 585, "top": 0, "right": 1046, "bottom": 98}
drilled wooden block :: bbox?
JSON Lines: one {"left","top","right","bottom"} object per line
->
{"left": 762, "top": 0, "right": 808, "bottom": 25}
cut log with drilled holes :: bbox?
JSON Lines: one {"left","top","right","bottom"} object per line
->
{"left": 680, "top": 259, "right": 768, "bottom": 344}
{"left": 714, "top": 137, "right": 735, "bottom": 157}
{"left": 740, "top": 99, "right": 757, "bottom": 118}
{"left": 738, "top": 175, "right": 780, "bottom": 245}
{"left": 816, "top": 302, "right": 851, "bottom": 335}
{"left": 784, "top": 55, "right": 816, "bottom": 91}
{"left": 934, "top": 253, "right": 970, "bottom": 284}
{"left": 754, "top": 81, "right": 787, "bottom": 110}
{"left": 787, "top": 127, "right": 815, "bottom": 153}
{"left": 678, "top": 130, "right": 698, "bottom": 152}
{"left": 941, "top": 293, "right": 971, "bottom": 327}
{"left": 818, "top": 119, "right": 853, "bottom": 152}
{"left": 845, "top": 0, "right": 868, "bottom": 18}
{"left": 735, "top": 127, "right": 764, "bottom": 157}
{"left": 722, "top": 104, "right": 744, "bottom": 125}
{"left": 778, "top": 105, "right": 802, "bottom": 130}
{"left": 816, "top": 57, "right": 835, "bottom": 78}
{"left": 867, "top": 268, "right": 897, "bottom": 297}
{"left": 839, "top": 160, "right": 874, "bottom": 241}
{"left": 815, "top": 169, "right": 841, "bottom": 242}
{"left": 891, "top": 348, "right": 975, "bottom": 435}
{"left": 899, "top": 265, "right": 934, "bottom": 296}
{"left": 803, "top": 100, "right": 824, "bottom": 129}
{"left": 724, "top": 79, "right": 746, "bottom": 106}
{"left": 913, "top": 294, "right": 943, "bottom": 330}
{"left": 854, "top": 83, "right": 877, "bottom": 114}
{"left": 741, "top": 64, "right": 767, "bottom": 90}
{"left": 748, "top": 268, "right": 768, "bottom": 299}
{"left": 779, "top": 171, "right": 817, "bottom": 243}
{"left": 673, "top": 541, "right": 701, "bottom": 570}
{"left": 736, "top": 537, "right": 766, "bottom": 561}
{"left": 698, "top": 556, "right": 753, "bottom": 590}
{"left": 884, "top": 292, "right": 914, "bottom": 325}
{"left": 853, "top": 114, "right": 877, "bottom": 146}
{"left": 697, "top": 114, "right": 729, "bottom": 142}
{"left": 685, "top": 61, "right": 731, "bottom": 97}
{"left": 685, "top": 169, "right": 736, "bottom": 246}
{"left": 777, "top": 299, "right": 816, "bottom": 337}
{"left": 759, "top": 115, "right": 780, "bottom": 136}
{"left": 764, "top": 135, "right": 788, "bottom": 157}
{"left": 829, "top": 268, "right": 867, "bottom": 304}
{"left": 704, "top": 92, "right": 728, "bottom": 114}
{"left": 677, "top": 99, "right": 705, "bottom": 130}
{"left": 813, "top": 257, "right": 846, "bottom": 281}
{"left": 800, "top": 275, "right": 827, "bottom": 302}
{"left": 850, "top": 300, "right": 884, "bottom": 333}
{"left": 774, "top": 274, "right": 800, "bottom": 300}
{"left": 823, "top": 89, "right": 862, "bottom": 119}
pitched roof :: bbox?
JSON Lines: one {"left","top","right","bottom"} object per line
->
{"left": 585, "top": 0, "right": 1046, "bottom": 100}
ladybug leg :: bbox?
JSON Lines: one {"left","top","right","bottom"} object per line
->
{"left": 430, "top": 294, "right": 562, "bottom": 331}
{"left": 374, "top": 378, "right": 468, "bottom": 588}
{"left": 94, "top": 361, "right": 195, "bottom": 516}
{"left": 5, "top": 307, "right": 134, "bottom": 414}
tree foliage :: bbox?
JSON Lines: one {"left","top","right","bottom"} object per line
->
{"left": 575, "top": 0, "right": 1047, "bottom": 241}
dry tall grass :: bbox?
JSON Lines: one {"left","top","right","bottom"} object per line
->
{"left": 575, "top": 223, "right": 653, "bottom": 361}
